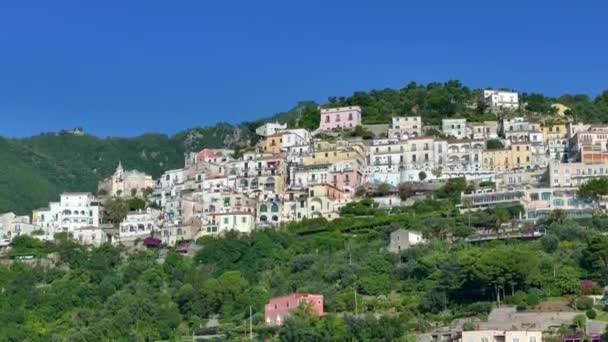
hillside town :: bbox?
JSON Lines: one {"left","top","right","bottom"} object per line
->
{"left": 3, "top": 89, "right": 608, "bottom": 340}
{"left": 1, "top": 90, "right": 607, "bottom": 249}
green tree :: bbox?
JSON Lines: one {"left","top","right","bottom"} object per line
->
{"left": 581, "top": 234, "right": 608, "bottom": 281}
{"left": 486, "top": 139, "right": 504, "bottom": 150}
{"left": 419, "top": 171, "right": 427, "bottom": 181}
{"left": 578, "top": 177, "right": 608, "bottom": 209}
{"left": 377, "top": 183, "right": 391, "bottom": 195}
{"left": 104, "top": 197, "right": 129, "bottom": 224}
{"left": 491, "top": 206, "right": 510, "bottom": 235}
{"left": 540, "top": 234, "right": 559, "bottom": 253}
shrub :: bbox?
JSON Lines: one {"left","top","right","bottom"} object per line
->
{"left": 469, "top": 302, "right": 492, "bottom": 315}
{"left": 463, "top": 321, "right": 476, "bottom": 331}
{"left": 478, "top": 181, "right": 495, "bottom": 188}
{"left": 516, "top": 304, "right": 527, "bottom": 312}
{"left": 526, "top": 293, "right": 541, "bottom": 306}
{"left": 506, "top": 291, "right": 527, "bottom": 305}
{"left": 586, "top": 309, "right": 597, "bottom": 319}
{"left": 575, "top": 296, "right": 594, "bottom": 311}
{"left": 581, "top": 280, "right": 603, "bottom": 295}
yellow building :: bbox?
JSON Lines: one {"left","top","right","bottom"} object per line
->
{"left": 483, "top": 143, "right": 531, "bottom": 171}
{"left": 542, "top": 124, "right": 567, "bottom": 143}
{"left": 260, "top": 132, "right": 285, "bottom": 154}
{"left": 303, "top": 140, "right": 366, "bottom": 167}
{"left": 483, "top": 149, "right": 511, "bottom": 171}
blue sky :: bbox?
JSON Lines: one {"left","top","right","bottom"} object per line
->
{"left": 0, "top": 0, "right": 607, "bottom": 137}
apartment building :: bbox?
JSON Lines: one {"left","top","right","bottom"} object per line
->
{"left": 319, "top": 106, "right": 362, "bottom": 131}
{"left": 388, "top": 116, "right": 422, "bottom": 139}
{"left": 548, "top": 160, "right": 608, "bottom": 188}
{"left": 483, "top": 143, "right": 531, "bottom": 171}
{"left": 445, "top": 140, "right": 484, "bottom": 172}
{"left": 118, "top": 208, "right": 160, "bottom": 243}
{"left": 442, "top": 118, "right": 467, "bottom": 139}
{"left": 482, "top": 89, "right": 520, "bottom": 112}
{"left": 32, "top": 192, "right": 102, "bottom": 237}
{"left": 500, "top": 117, "right": 541, "bottom": 143}
{"left": 256, "top": 122, "right": 287, "bottom": 137}
{"left": 460, "top": 330, "right": 541, "bottom": 342}
{"left": 468, "top": 121, "right": 498, "bottom": 140}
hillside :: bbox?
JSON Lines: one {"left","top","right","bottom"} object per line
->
{"left": 2, "top": 81, "right": 608, "bottom": 215}
{"left": 1, "top": 204, "right": 607, "bottom": 340}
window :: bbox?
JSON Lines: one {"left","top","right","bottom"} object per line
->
{"left": 530, "top": 337, "right": 536, "bottom": 342}
{"left": 348, "top": 113, "right": 353, "bottom": 120}
{"left": 223, "top": 217, "right": 229, "bottom": 224}
{"left": 513, "top": 338, "right": 519, "bottom": 342}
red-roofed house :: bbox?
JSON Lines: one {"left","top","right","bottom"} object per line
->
{"left": 264, "top": 293, "right": 324, "bottom": 326}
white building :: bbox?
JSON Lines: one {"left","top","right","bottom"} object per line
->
{"left": 442, "top": 118, "right": 467, "bottom": 139}
{"left": 0, "top": 212, "right": 38, "bottom": 241}
{"left": 500, "top": 117, "right": 541, "bottom": 143}
{"left": 118, "top": 208, "right": 160, "bottom": 243}
{"left": 205, "top": 212, "right": 255, "bottom": 235}
{"left": 256, "top": 122, "right": 287, "bottom": 137}
{"left": 153, "top": 168, "right": 186, "bottom": 218}
{"left": 388, "top": 116, "right": 422, "bottom": 139}
{"left": 366, "top": 137, "right": 436, "bottom": 186}
{"left": 468, "top": 121, "right": 498, "bottom": 140}
{"left": 483, "top": 89, "right": 519, "bottom": 112}
{"left": 388, "top": 229, "right": 424, "bottom": 253}
{"left": 445, "top": 140, "right": 485, "bottom": 172}
{"left": 281, "top": 129, "right": 313, "bottom": 154}
{"left": 460, "top": 330, "right": 541, "bottom": 342}
{"left": 548, "top": 160, "right": 608, "bottom": 188}
{"left": 74, "top": 226, "right": 108, "bottom": 246}
{"left": 33, "top": 192, "right": 102, "bottom": 237}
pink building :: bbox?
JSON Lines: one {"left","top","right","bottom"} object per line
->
{"left": 196, "top": 148, "right": 217, "bottom": 162}
{"left": 264, "top": 293, "right": 324, "bottom": 326}
{"left": 319, "top": 106, "right": 362, "bottom": 131}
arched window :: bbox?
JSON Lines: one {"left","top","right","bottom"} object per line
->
{"left": 260, "top": 204, "right": 268, "bottom": 212}
{"left": 271, "top": 203, "right": 279, "bottom": 212}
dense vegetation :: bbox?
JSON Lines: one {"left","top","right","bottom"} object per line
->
{"left": 3, "top": 197, "right": 608, "bottom": 340}
{"left": 3, "top": 81, "right": 608, "bottom": 215}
